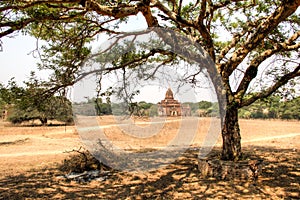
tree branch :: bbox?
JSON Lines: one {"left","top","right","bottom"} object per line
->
{"left": 196, "top": 0, "right": 215, "bottom": 61}
{"left": 235, "top": 31, "right": 300, "bottom": 101}
{"left": 152, "top": 0, "right": 195, "bottom": 28}
{"left": 139, "top": 0, "right": 158, "bottom": 27}
{"left": 89, "top": 0, "right": 143, "bottom": 19}
{"left": 222, "top": 0, "right": 299, "bottom": 78}
{"left": 241, "top": 63, "right": 300, "bottom": 107}
{"left": 0, "top": 6, "right": 87, "bottom": 38}
{"left": 0, "top": 1, "right": 84, "bottom": 12}
{"left": 75, "top": 48, "right": 174, "bottom": 83}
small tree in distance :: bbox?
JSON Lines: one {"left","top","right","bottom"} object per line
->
{"left": 0, "top": 0, "right": 299, "bottom": 160}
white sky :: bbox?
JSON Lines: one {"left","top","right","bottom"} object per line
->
{"left": 0, "top": 35, "right": 47, "bottom": 85}
{"left": 0, "top": 14, "right": 147, "bottom": 85}
{"left": 0, "top": 13, "right": 217, "bottom": 103}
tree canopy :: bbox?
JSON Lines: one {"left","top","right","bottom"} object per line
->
{"left": 0, "top": 0, "right": 299, "bottom": 160}
{"left": 0, "top": 73, "right": 73, "bottom": 125}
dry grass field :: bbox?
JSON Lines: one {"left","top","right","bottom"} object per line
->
{"left": 0, "top": 116, "right": 299, "bottom": 199}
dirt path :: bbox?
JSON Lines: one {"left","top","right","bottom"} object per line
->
{"left": 2, "top": 131, "right": 299, "bottom": 158}
{"left": 0, "top": 124, "right": 81, "bottom": 177}
{"left": 0, "top": 118, "right": 299, "bottom": 199}
{"left": 242, "top": 132, "right": 300, "bottom": 143}
{"left": 1, "top": 118, "right": 299, "bottom": 162}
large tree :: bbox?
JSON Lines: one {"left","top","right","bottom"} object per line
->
{"left": 0, "top": 0, "right": 299, "bottom": 160}
{"left": 0, "top": 74, "right": 73, "bottom": 125}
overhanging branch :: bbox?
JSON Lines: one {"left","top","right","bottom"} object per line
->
{"left": 222, "top": 0, "right": 299, "bottom": 78}
{"left": 241, "top": 63, "right": 300, "bottom": 107}
{"left": 75, "top": 48, "right": 175, "bottom": 83}
{"left": 235, "top": 31, "right": 300, "bottom": 100}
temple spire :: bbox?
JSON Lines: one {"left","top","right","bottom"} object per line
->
{"left": 165, "top": 88, "right": 174, "bottom": 100}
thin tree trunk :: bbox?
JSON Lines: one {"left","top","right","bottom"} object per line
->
{"left": 39, "top": 117, "right": 48, "bottom": 126}
{"left": 221, "top": 105, "right": 241, "bottom": 161}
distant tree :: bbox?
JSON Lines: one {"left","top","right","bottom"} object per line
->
{"left": 0, "top": 78, "right": 24, "bottom": 105}
{"left": 0, "top": 73, "right": 73, "bottom": 125}
{"left": 0, "top": 83, "right": 8, "bottom": 111}
{"left": 149, "top": 104, "right": 158, "bottom": 117}
{"left": 138, "top": 101, "right": 153, "bottom": 110}
{"left": 238, "top": 110, "right": 252, "bottom": 119}
{"left": 185, "top": 102, "right": 198, "bottom": 115}
{"left": 239, "top": 95, "right": 300, "bottom": 120}
{"left": 265, "top": 95, "right": 281, "bottom": 119}
{"left": 111, "top": 103, "right": 123, "bottom": 116}
{"left": 280, "top": 97, "right": 300, "bottom": 120}
{"left": 94, "top": 98, "right": 112, "bottom": 115}
{"left": 9, "top": 95, "right": 73, "bottom": 125}
{"left": 198, "top": 101, "right": 213, "bottom": 110}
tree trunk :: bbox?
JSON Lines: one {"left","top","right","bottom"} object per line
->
{"left": 39, "top": 117, "right": 48, "bottom": 126}
{"left": 221, "top": 105, "right": 241, "bottom": 161}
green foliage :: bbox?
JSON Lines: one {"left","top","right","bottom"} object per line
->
{"left": 21, "top": 4, "right": 93, "bottom": 92}
{"left": 94, "top": 98, "right": 112, "bottom": 116}
{"left": 239, "top": 95, "right": 300, "bottom": 120}
{"left": 73, "top": 97, "right": 112, "bottom": 116}
{"left": 73, "top": 100, "right": 221, "bottom": 118}
{"left": 9, "top": 95, "right": 73, "bottom": 125}
{"left": 198, "top": 101, "right": 213, "bottom": 110}
{"left": 0, "top": 78, "right": 24, "bottom": 105}
{"left": 0, "top": 73, "right": 73, "bottom": 125}
{"left": 138, "top": 101, "right": 153, "bottom": 110}
{"left": 149, "top": 104, "right": 158, "bottom": 117}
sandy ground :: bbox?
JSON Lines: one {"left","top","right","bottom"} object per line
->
{"left": 0, "top": 117, "right": 299, "bottom": 199}
{"left": 0, "top": 122, "right": 81, "bottom": 177}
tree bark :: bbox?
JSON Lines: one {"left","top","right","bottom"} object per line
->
{"left": 221, "top": 104, "right": 241, "bottom": 161}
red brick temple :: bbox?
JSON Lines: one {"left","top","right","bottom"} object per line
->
{"left": 157, "top": 88, "right": 191, "bottom": 116}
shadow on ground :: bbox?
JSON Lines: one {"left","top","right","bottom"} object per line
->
{"left": 0, "top": 146, "right": 299, "bottom": 199}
